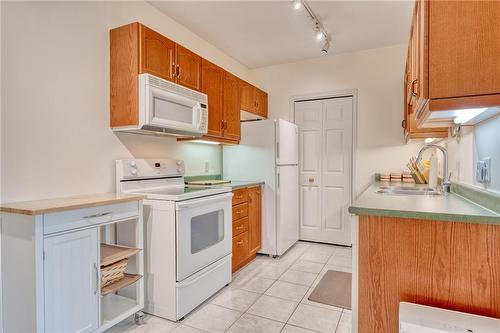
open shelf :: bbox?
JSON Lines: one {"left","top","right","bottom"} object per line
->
{"left": 101, "top": 273, "right": 142, "bottom": 296}
{"left": 101, "top": 293, "right": 140, "bottom": 328}
{"left": 100, "top": 243, "right": 141, "bottom": 266}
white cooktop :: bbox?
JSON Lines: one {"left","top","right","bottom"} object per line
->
{"left": 116, "top": 158, "right": 231, "bottom": 201}
{"left": 130, "top": 185, "right": 231, "bottom": 201}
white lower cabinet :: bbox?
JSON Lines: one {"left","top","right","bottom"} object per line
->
{"left": 44, "top": 228, "right": 99, "bottom": 333}
{"left": 0, "top": 199, "right": 144, "bottom": 333}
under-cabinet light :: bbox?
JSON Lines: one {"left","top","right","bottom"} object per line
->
{"left": 424, "top": 138, "right": 436, "bottom": 144}
{"left": 293, "top": 0, "right": 302, "bottom": 10}
{"left": 453, "top": 108, "right": 488, "bottom": 124}
{"left": 191, "top": 140, "right": 220, "bottom": 145}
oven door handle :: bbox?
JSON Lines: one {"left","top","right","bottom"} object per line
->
{"left": 176, "top": 192, "right": 233, "bottom": 210}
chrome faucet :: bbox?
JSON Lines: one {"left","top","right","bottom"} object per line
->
{"left": 416, "top": 144, "right": 451, "bottom": 193}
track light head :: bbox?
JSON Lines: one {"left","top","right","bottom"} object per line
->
{"left": 293, "top": 0, "right": 302, "bottom": 10}
{"left": 321, "top": 41, "right": 330, "bottom": 54}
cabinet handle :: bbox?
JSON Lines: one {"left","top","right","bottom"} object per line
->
{"left": 401, "top": 119, "right": 407, "bottom": 129}
{"left": 411, "top": 79, "right": 418, "bottom": 96}
{"left": 236, "top": 225, "right": 244, "bottom": 230}
{"left": 172, "top": 63, "right": 176, "bottom": 79}
{"left": 236, "top": 210, "right": 242, "bottom": 214}
{"left": 236, "top": 240, "right": 244, "bottom": 246}
{"left": 221, "top": 120, "right": 226, "bottom": 130}
{"left": 308, "top": 177, "right": 315, "bottom": 183}
{"left": 93, "top": 263, "right": 99, "bottom": 295}
{"left": 177, "top": 65, "right": 182, "bottom": 78}
{"left": 83, "top": 212, "right": 112, "bottom": 219}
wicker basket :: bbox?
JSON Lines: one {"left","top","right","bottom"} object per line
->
{"left": 101, "top": 258, "right": 128, "bottom": 288}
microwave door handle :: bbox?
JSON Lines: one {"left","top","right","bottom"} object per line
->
{"left": 195, "top": 104, "right": 202, "bottom": 128}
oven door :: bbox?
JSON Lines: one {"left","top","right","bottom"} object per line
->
{"left": 175, "top": 193, "right": 232, "bottom": 281}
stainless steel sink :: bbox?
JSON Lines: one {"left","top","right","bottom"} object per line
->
{"left": 375, "top": 186, "right": 442, "bottom": 196}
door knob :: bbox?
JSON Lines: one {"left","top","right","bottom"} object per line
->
{"left": 308, "top": 177, "right": 315, "bottom": 183}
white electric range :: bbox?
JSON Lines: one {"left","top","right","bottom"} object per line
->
{"left": 116, "top": 158, "right": 233, "bottom": 321}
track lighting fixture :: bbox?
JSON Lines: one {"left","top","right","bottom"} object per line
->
{"left": 291, "top": 0, "right": 331, "bottom": 54}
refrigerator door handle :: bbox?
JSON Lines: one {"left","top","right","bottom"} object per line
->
{"left": 276, "top": 142, "right": 280, "bottom": 161}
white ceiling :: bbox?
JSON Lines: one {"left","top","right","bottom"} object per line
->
{"left": 149, "top": 1, "right": 413, "bottom": 69}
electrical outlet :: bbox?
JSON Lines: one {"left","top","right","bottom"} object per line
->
{"left": 476, "top": 157, "right": 491, "bottom": 184}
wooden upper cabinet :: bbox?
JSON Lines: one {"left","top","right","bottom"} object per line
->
{"left": 201, "top": 59, "right": 224, "bottom": 137}
{"left": 240, "top": 79, "right": 268, "bottom": 119}
{"left": 138, "top": 24, "right": 200, "bottom": 91}
{"left": 176, "top": 44, "right": 201, "bottom": 91}
{"left": 403, "top": 4, "right": 447, "bottom": 142}
{"left": 111, "top": 22, "right": 267, "bottom": 143}
{"left": 240, "top": 80, "right": 256, "bottom": 113}
{"left": 139, "top": 24, "right": 176, "bottom": 82}
{"left": 223, "top": 72, "right": 241, "bottom": 141}
{"left": 255, "top": 88, "right": 268, "bottom": 118}
{"left": 429, "top": 1, "right": 500, "bottom": 99}
{"left": 248, "top": 186, "right": 261, "bottom": 255}
{"left": 405, "top": 0, "right": 500, "bottom": 128}
{"left": 110, "top": 23, "right": 139, "bottom": 127}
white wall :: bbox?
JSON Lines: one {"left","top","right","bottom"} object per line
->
{"left": 249, "top": 44, "right": 423, "bottom": 195}
{"left": 1, "top": 1, "right": 249, "bottom": 202}
{"left": 447, "top": 115, "right": 500, "bottom": 194}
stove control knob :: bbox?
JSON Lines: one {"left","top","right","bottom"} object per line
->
{"left": 131, "top": 168, "right": 138, "bottom": 175}
{"left": 130, "top": 161, "right": 136, "bottom": 167}
{"left": 177, "top": 167, "right": 183, "bottom": 172}
{"left": 176, "top": 161, "right": 182, "bottom": 166}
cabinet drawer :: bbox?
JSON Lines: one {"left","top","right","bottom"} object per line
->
{"left": 232, "top": 188, "right": 248, "bottom": 206}
{"left": 43, "top": 201, "right": 139, "bottom": 235}
{"left": 232, "top": 231, "right": 249, "bottom": 268}
{"left": 232, "top": 203, "right": 248, "bottom": 221}
{"left": 232, "top": 217, "right": 249, "bottom": 237}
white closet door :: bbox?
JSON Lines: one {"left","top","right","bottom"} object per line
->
{"left": 296, "top": 100, "right": 323, "bottom": 242}
{"left": 44, "top": 228, "right": 99, "bottom": 333}
{"left": 295, "top": 97, "right": 353, "bottom": 245}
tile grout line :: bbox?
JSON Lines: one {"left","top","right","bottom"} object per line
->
{"left": 144, "top": 243, "right": 351, "bottom": 333}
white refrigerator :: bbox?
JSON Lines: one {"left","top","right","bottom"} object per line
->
{"left": 223, "top": 119, "right": 299, "bottom": 256}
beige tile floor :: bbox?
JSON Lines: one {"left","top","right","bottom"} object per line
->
{"left": 106, "top": 241, "right": 352, "bottom": 333}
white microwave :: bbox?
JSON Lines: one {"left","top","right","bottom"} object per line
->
{"left": 113, "top": 73, "right": 208, "bottom": 137}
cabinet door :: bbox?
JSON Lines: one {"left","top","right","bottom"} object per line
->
{"left": 240, "top": 80, "right": 256, "bottom": 113}
{"left": 429, "top": 0, "right": 500, "bottom": 99}
{"left": 223, "top": 71, "right": 241, "bottom": 141}
{"left": 44, "top": 228, "right": 99, "bottom": 333}
{"left": 248, "top": 187, "right": 262, "bottom": 254}
{"left": 255, "top": 89, "right": 268, "bottom": 118}
{"left": 407, "top": 4, "right": 419, "bottom": 113}
{"left": 232, "top": 231, "right": 249, "bottom": 272}
{"left": 139, "top": 25, "right": 176, "bottom": 82}
{"left": 201, "top": 59, "right": 224, "bottom": 137}
{"left": 176, "top": 44, "right": 202, "bottom": 91}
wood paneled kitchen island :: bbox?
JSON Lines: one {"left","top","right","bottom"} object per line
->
{"left": 349, "top": 182, "right": 500, "bottom": 333}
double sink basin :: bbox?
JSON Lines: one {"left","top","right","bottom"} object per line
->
{"left": 375, "top": 185, "right": 442, "bottom": 196}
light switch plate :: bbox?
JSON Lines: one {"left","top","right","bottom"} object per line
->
{"left": 476, "top": 158, "right": 491, "bottom": 184}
